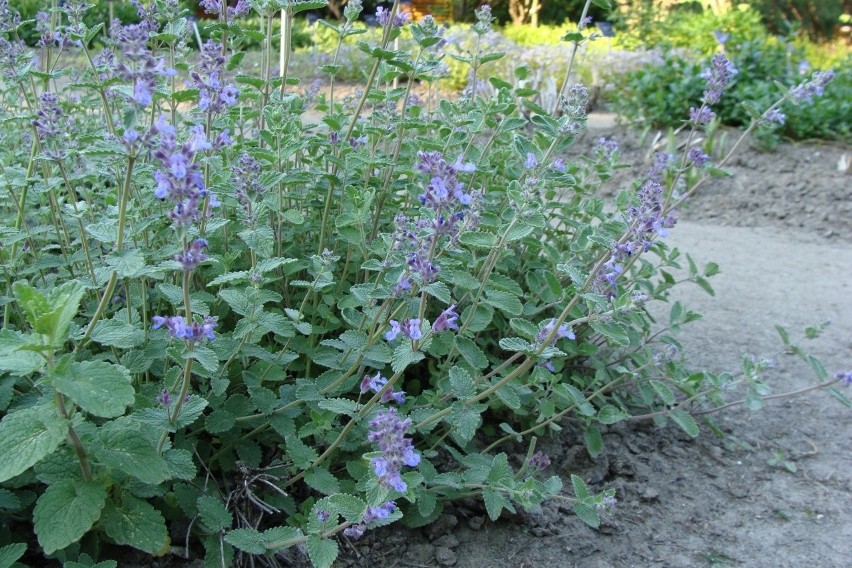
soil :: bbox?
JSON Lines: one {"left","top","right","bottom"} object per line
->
{"left": 317, "top": 119, "right": 852, "bottom": 568}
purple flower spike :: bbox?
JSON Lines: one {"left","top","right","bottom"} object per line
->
{"left": 367, "top": 408, "right": 420, "bottom": 493}
{"left": 701, "top": 54, "right": 738, "bottom": 105}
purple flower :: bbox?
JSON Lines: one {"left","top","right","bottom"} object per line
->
{"left": 579, "top": 16, "right": 593, "bottom": 30}
{"left": 551, "top": 158, "right": 566, "bottom": 171}
{"left": 525, "top": 152, "right": 538, "bottom": 169}
{"left": 713, "top": 30, "right": 730, "bottom": 45}
{"left": 363, "top": 501, "right": 396, "bottom": 524}
{"left": 343, "top": 524, "right": 366, "bottom": 540}
{"left": 596, "top": 137, "right": 619, "bottom": 158}
{"left": 790, "top": 70, "right": 835, "bottom": 103}
{"left": 416, "top": 151, "right": 472, "bottom": 208}
{"left": 405, "top": 319, "right": 422, "bottom": 340}
{"left": 688, "top": 148, "right": 709, "bottom": 168}
{"left": 174, "top": 238, "right": 209, "bottom": 271}
{"left": 152, "top": 315, "right": 218, "bottom": 343}
{"left": 156, "top": 388, "right": 172, "bottom": 407}
{"left": 385, "top": 320, "right": 401, "bottom": 341}
{"left": 367, "top": 408, "right": 420, "bottom": 493}
{"left": 316, "top": 510, "right": 331, "bottom": 522}
{"left": 433, "top": 304, "right": 459, "bottom": 332}
{"left": 834, "top": 371, "right": 852, "bottom": 386}
{"left": 529, "top": 451, "right": 551, "bottom": 470}
{"left": 689, "top": 106, "right": 716, "bottom": 125}
{"left": 151, "top": 120, "right": 208, "bottom": 227}
{"left": 761, "top": 108, "right": 785, "bottom": 126}
{"left": 192, "top": 41, "right": 240, "bottom": 115}
{"left": 701, "top": 54, "right": 738, "bottom": 105}
{"left": 376, "top": 6, "right": 390, "bottom": 25}
{"left": 536, "top": 319, "right": 575, "bottom": 345}
{"left": 360, "top": 372, "right": 406, "bottom": 404}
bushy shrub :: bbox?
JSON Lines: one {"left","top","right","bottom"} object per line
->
{"left": 606, "top": 38, "right": 851, "bottom": 143}
{"left": 0, "top": 1, "right": 847, "bottom": 567}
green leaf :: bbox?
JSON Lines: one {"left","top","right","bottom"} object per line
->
{"left": 774, "top": 324, "right": 790, "bottom": 346}
{"left": 101, "top": 494, "right": 170, "bottom": 555}
{"left": 573, "top": 502, "right": 600, "bottom": 528}
{"left": 597, "top": 404, "right": 628, "bottom": 425}
{"left": 392, "top": 342, "right": 424, "bottom": 373}
{"left": 590, "top": 320, "right": 630, "bottom": 347}
{"left": 483, "top": 289, "right": 522, "bottom": 316}
{"left": 306, "top": 536, "right": 338, "bottom": 568}
{"left": 0, "top": 404, "right": 68, "bottom": 483}
{"left": 224, "top": 528, "right": 265, "bottom": 554}
{"left": 455, "top": 336, "right": 488, "bottom": 369}
{"left": 94, "top": 419, "right": 171, "bottom": 484}
{"left": 52, "top": 361, "right": 134, "bottom": 419}
{"left": 304, "top": 467, "right": 341, "bottom": 496}
{"left": 583, "top": 426, "right": 604, "bottom": 457}
{"left": 317, "top": 398, "right": 358, "bottom": 417}
{"left": 498, "top": 337, "right": 533, "bottom": 353}
{"left": 448, "top": 366, "right": 476, "bottom": 400}
{"left": 91, "top": 318, "right": 144, "bottom": 349}
{"left": 459, "top": 231, "right": 497, "bottom": 249}
{"left": 0, "top": 543, "right": 26, "bottom": 568}
{"left": 669, "top": 410, "right": 699, "bottom": 437}
{"left": 570, "top": 474, "right": 590, "bottom": 499}
{"left": 483, "top": 489, "right": 505, "bottom": 520}
{"left": 239, "top": 226, "right": 275, "bottom": 259}
{"left": 262, "top": 526, "right": 303, "bottom": 549}
{"left": 424, "top": 282, "right": 452, "bottom": 304}
{"left": 34, "top": 479, "right": 107, "bottom": 554}
{"left": 205, "top": 409, "right": 236, "bottom": 434}
{"left": 197, "top": 495, "right": 233, "bottom": 532}
{"left": 14, "top": 280, "right": 85, "bottom": 343}
{"left": 650, "top": 380, "right": 675, "bottom": 406}
{"left": 164, "top": 448, "right": 196, "bottom": 480}
{"left": 0, "top": 488, "right": 21, "bottom": 511}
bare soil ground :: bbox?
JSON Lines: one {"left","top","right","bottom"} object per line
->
{"left": 324, "top": 120, "right": 852, "bottom": 568}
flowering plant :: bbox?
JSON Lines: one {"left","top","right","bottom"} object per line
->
{"left": 0, "top": 1, "right": 847, "bottom": 567}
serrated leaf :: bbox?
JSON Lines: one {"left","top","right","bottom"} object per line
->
{"left": 101, "top": 494, "right": 170, "bottom": 555}
{"left": 307, "top": 536, "right": 338, "bottom": 568}
{"left": 449, "top": 366, "right": 476, "bottom": 400}
{"left": 304, "top": 467, "right": 341, "bottom": 496}
{"left": 91, "top": 317, "right": 145, "bottom": 349}
{"left": 0, "top": 404, "right": 68, "bottom": 483}
{"left": 455, "top": 336, "right": 488, "bottom": 369}
{"left": 459, "top": 231, "right": 497, "bottom": 248}
{"left": 590, "top": 320, "right": 630, "bottom": 346}
{"left": 498, "top": 337, "right": 532, "bottom": 353}
{"left": 583, "top": 426, "right": 604, "bottom": 457}
{"left": 650, "top": 380, "right": 675, "bottom": 406}
{"left": 597, "top": 404, "right": 628, "bottom": 425}
{"left": 52, "top": 361, "right": 134, "bottom": 418}
{"left": 0, "top": 543, "right": 26, "bottom": 568}
{"left": 262, "top": 526, "right": 303, "bottom": 549}
{"left": 205, "top": 409, "right": 235, "bottom": 434}
{"left": 483, "top": 489, "right": 505, "bottom": 520}
{"left": 424, "top": 282, "right": 452, "bottom": 304}
{"left": 224, "top": 528, "right": 265, "bottom": 554}
{"left": 0, "top": 488, "right": 21, "bottom": 511}
{"left": 573, "top": 502, "right": 600, "bottom": 528}
{"left": 197, "top": 495, "right": 233, "bottom": 532}
{"left": 34, "top": 480, "right": 107, "bottom": 554}
{"left": 317, "top": 398, "right": 359, "bottom": 417}
{"left": 392, "top": 343, "right": 424, "bottom": 373}
{"left": 483, "top": 289, "right": 522, "bottom": 316}
{"left": 570, "top": 474, "right": 590, "bottom": 499}
{"left": 669, "top": 410, "right": 699, "bottom": 437}
{"left": 164, "top": 448, "right": 196, "bottom": 480}
{"left": 286, "top": 436, "right": 318, "bottom": 470}
{"left": 94, "top": 420, "right": 171, "bottom": 484}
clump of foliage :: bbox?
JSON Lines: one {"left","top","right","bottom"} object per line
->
{"left": 0, "top": 1, "right": 848, "bottom": 567}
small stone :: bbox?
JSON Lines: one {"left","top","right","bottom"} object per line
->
{"left": 433, "top": 535, "right": 459, "bottom": 549}
{"left": 426, "top": 514, "right": 458, "bottom": 540}
{"left": 467, "top": 515, "right": 485, "bottom": 530}
{"left": 435, "top": 546, "right": 458, "bottom": 566}
{"left": 641, "top": 487, "right": 659, "bottom": 501}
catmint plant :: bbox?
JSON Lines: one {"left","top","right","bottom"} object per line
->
{"left": 0, "top": 2, "right": 846, "bottom": 567}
